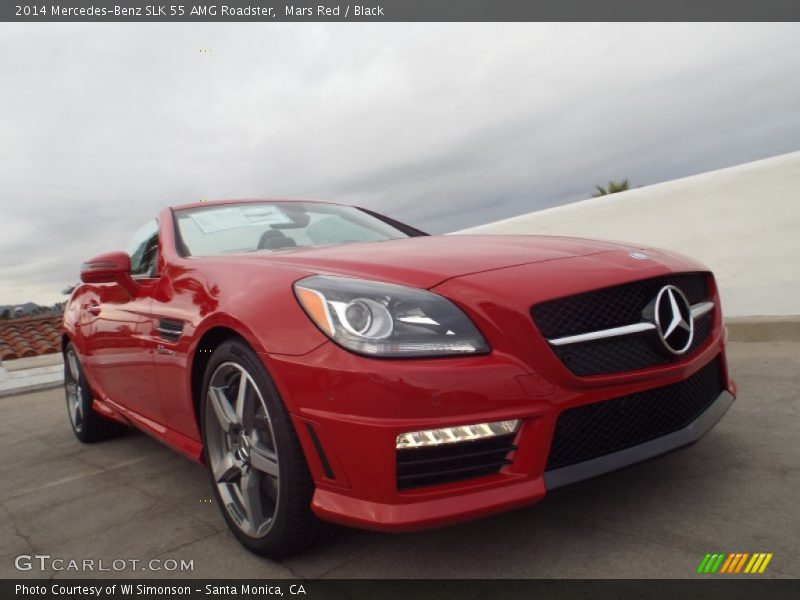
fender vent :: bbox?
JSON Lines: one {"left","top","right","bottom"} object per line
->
{"left": 156, "top": 319, "right": 183, "bottom": 342}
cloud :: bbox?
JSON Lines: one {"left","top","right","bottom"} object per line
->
{"left": 1, "top": 22, "right": 799, "bottom": 303}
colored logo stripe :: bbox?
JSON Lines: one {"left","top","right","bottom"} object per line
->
{"left": 719, "top": 553, "right": 736, "bottom": 573}
{"left": 697, "top": 553, "right": 726, "bottom": 573}
{"left": 698, "top": 552, "right": 773, "bottom": 574}
{"left": 745, "top": 553, "right": 773, "bottom": 574}
{"left": 723, "top": 553, "right": 748, "bottom": 573}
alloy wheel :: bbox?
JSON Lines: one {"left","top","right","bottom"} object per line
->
{"left": 65, "top": 350, "right": 84, "bottom": 433}
{"left": 205, "top": 361, "right": 280, "bottom": 538}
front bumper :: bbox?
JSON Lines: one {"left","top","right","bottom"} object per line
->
{"left": 262, "top": 323, "right": 735, "bottom": 532}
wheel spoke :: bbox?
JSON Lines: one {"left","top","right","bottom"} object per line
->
{"left": 67, "top": 352, "right": 80, "bottom": 381}
{"left": 70, "top": 396, "right": 79, "bottom": 423}
{"left": 233, "top": 371, "right": 248, "bottom": 428}
{"left": 250, "top": 442, "right": 279, "bottom": 478}
{"left": 74, "top": 390, "right": 84, "bottom": 421}
{"left": 208, "top": 386, "right": 238, "bottom": 432}
{"left": 214, "top": 452, "right": 240, "bottom": 483}
{"left": 238, "top": 469, "right": 264, "bottom": 535}
{"left": 66, "top": 378, "right": 82, "bottom": 429}
{"left": 262, "top": 476, "right": 279, "bottom": 503}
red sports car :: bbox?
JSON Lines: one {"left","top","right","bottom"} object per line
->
{"left": 63, "top": 199, "right": 735, "bottom": 556}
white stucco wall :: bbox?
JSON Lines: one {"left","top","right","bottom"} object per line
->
{"left": 457, "top": 152, "right": 800, "bottom": 317}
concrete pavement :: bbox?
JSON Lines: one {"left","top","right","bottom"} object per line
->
{"left": 1, "top": 342, "right": 797, "bottom": 579}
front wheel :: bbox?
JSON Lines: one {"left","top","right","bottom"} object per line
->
{"left": 200, "top": 339, "right": 333, "bottom": 557}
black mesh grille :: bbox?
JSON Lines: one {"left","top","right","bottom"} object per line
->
{"left": 397, "top": 434, "right": 516, "bottom": 490}
{"left": 532, "top": 273, "right": 709, "bottom": 339}
{"left": 545, "top": 357, "right": 723, "bottom": 471}
{"left": 531, "top": 273, "right": 713, "bottom": 376}
{"left": 553, "top": 315, "right": 713, "bottom": 376}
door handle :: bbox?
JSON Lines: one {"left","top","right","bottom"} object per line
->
{"left": 87, "top": 301, "right": 101, "bottom": 316}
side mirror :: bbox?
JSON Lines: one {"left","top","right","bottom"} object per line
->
{"left": 80, "top": 251, "right": 138, "bottom": 296}
{"left": 80, "top": 251, "right": 130, "bottom": 283}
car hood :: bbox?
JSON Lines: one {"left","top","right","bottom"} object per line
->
{"left": 233, "top": 235, "right": 643, "bottom": 289}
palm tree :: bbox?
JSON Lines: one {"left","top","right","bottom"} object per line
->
{"left": 592, "top": 179, "right": 631, "bottom": 197}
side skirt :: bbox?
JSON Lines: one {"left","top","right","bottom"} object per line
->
{"left": 93, "top": 396, "right": 204, "bottom": 463}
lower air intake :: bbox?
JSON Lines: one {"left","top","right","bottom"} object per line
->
{"left": 397, "top": 434, "right": 517, "bottom": 490}
{"left": 546, "top": 356, "right": 723, "bottom": 471}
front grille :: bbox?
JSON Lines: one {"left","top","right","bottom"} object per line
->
{"left": 555, "top": 315, "right": 713, "bottom": 377}
{"left": 531, "top": 273, "right": 713, "bottom": 376}
{"left": 397, "top": 434, "right": 516, "bottom": 490}
{"left": 532, "top": 273, "right": 709, "bottom": 339}
{"left": 545, "top": 356, "right": 723, "bottom": 471}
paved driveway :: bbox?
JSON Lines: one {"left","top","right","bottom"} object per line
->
{"left": 1, "top": 342, "right": 797, "bottom": 579}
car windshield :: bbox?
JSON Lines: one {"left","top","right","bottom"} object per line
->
{"left": 175, "top": 202, "right": 410, "bottom": 257}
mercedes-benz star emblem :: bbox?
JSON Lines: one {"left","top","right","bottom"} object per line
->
{"left": 653, "top": 285, "right": 694, "bottom": 354}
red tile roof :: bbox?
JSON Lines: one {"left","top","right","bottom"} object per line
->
{"left": 0, "top": 314, "right": 63, "bottom": 361}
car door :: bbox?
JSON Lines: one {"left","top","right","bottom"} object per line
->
{"left": 84, "top": 219, "right": 164, "bottom": 423}
{"left": 150, "top": 263, "right": 213, "bottom": 443}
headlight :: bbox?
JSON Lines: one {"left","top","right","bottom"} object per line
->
{"left": 294, "top": 275, "right": 490, "bottom": 357}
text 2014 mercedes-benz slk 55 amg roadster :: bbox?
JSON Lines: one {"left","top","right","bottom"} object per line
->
{"left": 62, "top": 199, "right": 735, "bottom": 556}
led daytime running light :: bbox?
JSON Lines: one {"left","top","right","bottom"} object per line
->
{"left": 396, "top": 419, "right": 520, "bottom": 449}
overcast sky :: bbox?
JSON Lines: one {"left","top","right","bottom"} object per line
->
{"left": 1, "top": 23, "right": 799, "bottom": 305}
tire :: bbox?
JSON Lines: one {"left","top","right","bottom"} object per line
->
{"left": 64, "top": 342, "right": 126, "bottom": 443}
{"left": 200, "top": 338, "right": 334, "bottom": 557}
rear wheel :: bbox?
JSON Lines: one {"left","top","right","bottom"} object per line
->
{"left": 201, "top": 339, "right": 333, "bottom": 557}
{"left": 64, "top": 343, "right": 125, "bottom": 443}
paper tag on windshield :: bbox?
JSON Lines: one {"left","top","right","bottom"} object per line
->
{"left": 190, "top": 205, "right": 293, "bottom": 233}
{"left": 241, "top": 205, "right": 293, "bottom": 226}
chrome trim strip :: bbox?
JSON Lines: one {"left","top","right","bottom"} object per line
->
{"left": 547, "top": 300, "right": 715, "bottom": 347}
{"left": 156, "top": 326, "right": 182, "bottom": 339}
{"left": 544, "top": 390, "right": 734, "bottom": 490}
{"left": 690, "top": 301, "right": 715, "bottom": 319}
{"left": 548, "top": 322, "right": 656, "bottom": 346}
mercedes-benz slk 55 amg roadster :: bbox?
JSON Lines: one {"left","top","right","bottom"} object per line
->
{"left": 63, "top": 199, "right": 735, "bottom": 556}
